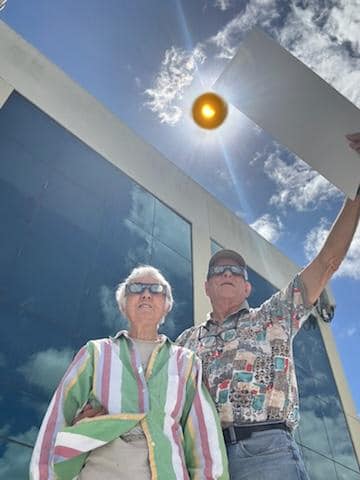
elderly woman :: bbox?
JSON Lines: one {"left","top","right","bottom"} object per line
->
{"left": 30, "top": 265, "right": 229, "bottom": 480}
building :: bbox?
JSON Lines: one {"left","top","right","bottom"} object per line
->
{"left": 0, "top": 20, "right": 359, "bottom": 479}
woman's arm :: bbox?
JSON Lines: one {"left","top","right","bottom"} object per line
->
{"left": 29, "top": 344, "right": 93, "bottom": 480}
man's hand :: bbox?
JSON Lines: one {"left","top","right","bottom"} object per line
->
{"left": 71, "top": 403, "right": 108, "bottom": 425}
{"left": 346, "top": 132, "right": 360, "bottom": 153}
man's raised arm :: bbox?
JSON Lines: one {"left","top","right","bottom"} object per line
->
{"left": 301, "top": 133, "right": 360, "bottom": 305}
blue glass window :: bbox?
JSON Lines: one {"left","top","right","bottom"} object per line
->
{"left": 0, "top": 91, "right": 193, "bottom": 477}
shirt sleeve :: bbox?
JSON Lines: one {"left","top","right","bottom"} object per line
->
{"left": 29, "top": 343, "right": 93, "bottom": 480}
{"left": 181, "top": 354, "right": 229, "bottom": 480}
{"left": 259, "top": 274, "right": 315, "bottom": 338}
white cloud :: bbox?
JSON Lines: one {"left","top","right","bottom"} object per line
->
{"left": 209, "top": 0, "right": 279, "bottom": 59}
{"left": 276, "top": 1, "right": 360, "bottom": 108}
{"left": 262, "top": 145, "right": 342, "bottom": 211}
{"left": 145, "top": 1, "right": 360, "bottom": 125}
{"left": 213, "top": 0, "right": 231, "bottom": 11}
{"left": 327, "top": 1, "right": 360, "bottom": 51}
{"left": 346, "top": 326, "right": 357, "bottom": 337}
{"left": 215, "top": 166, "right": 234, "bottom": 188}
{"left": 144, "top": 45, "right": 206, "bottom": 125}
{"left": 304, "top": 218, "right": 360, "bottom": 280}
{"left": 18, "top": 348, "right": 74, "bottom": 395}
{"left": 250, "top": 213, "right": 283, "bottom": 243}
{"left": 210, "top": 1, "right": 360, "bottom": 106}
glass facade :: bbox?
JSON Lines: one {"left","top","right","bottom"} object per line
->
{"left": 0, "top": 88, "right": 358, "bottom": 479}
{"left": 0, "top": 92, "right": 193, "bottom": 478}
{"left": 210, "top": 240, "right": 360, "bottom": 479}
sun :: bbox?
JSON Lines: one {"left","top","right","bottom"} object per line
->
{"left": 192, "top": 92, "right": 228, "bottom": 129}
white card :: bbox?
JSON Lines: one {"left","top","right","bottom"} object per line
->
{"left": 213, "top": 28, "right": 360, "bottom": 199}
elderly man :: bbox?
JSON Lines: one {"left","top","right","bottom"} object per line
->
{"left": 176, "top": 141, "right": 360, "bottom": 478}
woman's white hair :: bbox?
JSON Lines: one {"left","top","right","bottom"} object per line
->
{"left": 115, "top": 265, "right": 174, "bottom": 324}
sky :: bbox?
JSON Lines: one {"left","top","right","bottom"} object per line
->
{"left": 1, "top": 0, "right": 359, "bottom": 415}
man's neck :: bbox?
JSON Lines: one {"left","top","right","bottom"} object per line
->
{"left": 211, "top": 300, "right": 244, "bottom": 323}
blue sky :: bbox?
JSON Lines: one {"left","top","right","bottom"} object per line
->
{"left": 1, "top": 0, "right": 359, "bottom": 413}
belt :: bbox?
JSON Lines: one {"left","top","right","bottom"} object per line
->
{"left": 223, "top": 422, "right": 289, "bottom": 444}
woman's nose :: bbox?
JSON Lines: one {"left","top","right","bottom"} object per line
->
{"left": 141, "top": 288, "right": 152, "bottom": 298}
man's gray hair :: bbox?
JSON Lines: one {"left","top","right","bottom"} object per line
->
{"left": 115, "top": 265, "right": 174, "bottom": 323}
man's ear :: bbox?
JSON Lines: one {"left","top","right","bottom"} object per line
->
{"left": 244, "top": 281, "right": 252, "bottom": 298}
{"left": 204, "top": 280, "right": 210, "bottom": 298}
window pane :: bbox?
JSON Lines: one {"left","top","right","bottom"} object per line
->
{"left": 0, "top": 91, "right": 194, "bottom": 460}
{"left": 211, "top": 239, "right": 223, "bottom": 254}
{"left": 294, "top": 320, "right": 359, "bottom": 472}
{"left": 153, "top": 200, "right": 191, "bottom": 260}
{"left": 151, "top": 239, "right": 193, "bottom": 340}
{"left": 0, "top": 441, "right": 34, "bottom": 480}
{"left": 336, "top": 463, "right": 360, "bottom": 480}
{"left": 302, "top": 447, "right": 338, "bottom": 480}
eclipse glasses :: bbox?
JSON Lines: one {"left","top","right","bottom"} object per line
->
{"left": 125, "top": 282, "right": 167, "bottom": 295}
{"left": 207, "top": 265, "right": 248, "bottom": 280}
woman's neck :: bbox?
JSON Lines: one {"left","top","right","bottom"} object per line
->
{"left": 128, "top": 325, "right": 159, "bottom": 341}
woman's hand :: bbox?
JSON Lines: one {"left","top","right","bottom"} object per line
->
{"left": 71, "top": 403, "right": 108, "bottom": 425}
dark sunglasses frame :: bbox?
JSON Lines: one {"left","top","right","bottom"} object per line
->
{"left": 125, "top": 282, "right": 167, "bottom": 295}
{"left": 207, "top": 264, "right": 248, "bottom": 280}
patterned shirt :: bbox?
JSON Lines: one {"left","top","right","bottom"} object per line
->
{"left": 176, "top": 275, "right": 314, "bottom": 431}
{"left": 30, "top": 331, "right": 229, "bottom": 480}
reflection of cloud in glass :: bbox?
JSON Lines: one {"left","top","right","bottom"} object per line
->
{"left": 0, "top": 424, "right": 10, "bottom": 437}
{"left": 122, "top": 219, "right": 152, "bottom": 268}
{"left": 160, "top": 300, "right": 189, "bottom": 341}
{"left": 302, "top": 446, "right": 337, "bottom": 479}
{"left": 0, "top": 427, "right": 38, "bottom": 479}
{"left": 153, "top": 200, "right": 191, "bottom": 260}
{"left": 128, "top": 185, "right": 155, "bottom": 235}
{"left": 17, "top": 348, "right": 74, "bottom": 395}
{"left": 100, "top": 285, "right": 128, "bottom": 332}
{"left": 295, "top": 322, "right": 359, "bottom": 471}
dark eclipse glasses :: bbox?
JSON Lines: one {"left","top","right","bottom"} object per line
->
{"left": 125, "top": 282, "right": 167, "bottom": 295}
{"left": 207, "top": 264, "right": 248, "bottom": 281}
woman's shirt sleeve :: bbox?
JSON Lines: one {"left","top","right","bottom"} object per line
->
{"left": 29, "top": 343, "right": 93, "bottom": 480}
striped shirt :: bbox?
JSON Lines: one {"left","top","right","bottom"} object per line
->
{"left": 29, "top": 331, "right": 229, "bottom": 480}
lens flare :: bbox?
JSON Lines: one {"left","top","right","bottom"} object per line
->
{"left": 192, "top": 92, "right": 228, "bottom": 129}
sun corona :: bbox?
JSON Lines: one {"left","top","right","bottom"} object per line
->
{"left": 192, "top": 92, "right": 228, "bottom": 129}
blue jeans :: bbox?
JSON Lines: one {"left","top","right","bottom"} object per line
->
{"left": 226, "top": 428, "right": 309, "bottom": 480}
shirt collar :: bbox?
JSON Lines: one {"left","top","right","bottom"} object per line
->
{"left": 111, "top": 330, "right": 170, "bottom": 345}
{"left": 206, "top": 300, "right": 250, "bottom": 325}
